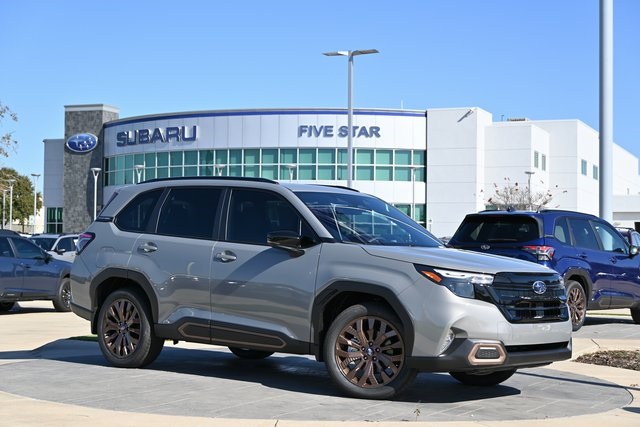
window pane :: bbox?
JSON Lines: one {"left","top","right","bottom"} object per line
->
{"left": 318, "top": 149, "right": 335, "bottom": 163}
{"left": 299, "top": 165, "right": 315, "bottom": 180}
{"left": 156, "top": 187, "right": 222, "bottom": 239}
{"left": 170, "top": 166, "right": 182, "bottom": 177}
{"left": 115, "top": 156, "right": 124, "bottom": 170}
{"left": 376, "top": 150, "right": 393, "bottom": 165}
{"left": 184, "top": 166, "right": 198, "bottom": 177}
{"left": 261, "top": 149, "right": 278, "bottom": 164}
{"left": 395, "top": 167, "right": 411, "bottom": 181}
{"left": 280, "top": 165, "right": 296, "bottom": 180}
{"left": 215, "top": 150, "right": 228, "bottom": 164}
{"left": 337, "top": 149, "right": 348, "bottom": 164}
{"left": 356, "top": 166, "right": 374, "bottom": 181}
{"left": 299, "top": 149, "right": 316, "bottom": 164}
{"left": 134, "top": 154, "right": 145, "bottom": 166}
{"left": 157, "top": 152, "right": 169, "bottom": 167}
{"left": 228, "top": 165, "right": 242, "bottom": 176}
{"left": 395, "top": 151, "right": 411, "bottom": 165}
{"left": 376, "top": 166, "right": 392, "bottom": 181}
{"left": 395, "top": 204, "right": 410, "bottom": 216}
{"left": 337, "top": 165, "right": 348, "bottom": 180}
{"left": 244, "top": 165, "right": 259, "bottom": 177}
{"left": 356, "top": 149, "right": 374, "bottom": 165}
{"left": 184, "top": 150, "right": 198, "bottom": 165}
{"left": 261, "top": 165, "right": 278, "bottom": 180}
{"left": 229, "top": 150, "right": 242, "bottom": 164}
{"left": 413, "top": 151, "right": 425, "bottom": 166}
{"left": 170, "top": 151, "right": 183, "bottom": 166}
{"left": 200, "top": 166, "right": 214, "bottom": 176}
{"left": 115, "top": 189, "right": 163, "bottom": 233}
{"left": 414, "top": 167, "right": 425, "bottom": 182}
{"left": 145, "top": 168, "right": 156, "bottom": 180}
{"left": 280, "top": 149, "right": 297, "bottom": 164}
{"left": 318, "top": 165, "right": 335, "bottom": 180}
{"left": 244, "top": 149, "right": 259, "bottom": 164}
{"left": 200, "top": 150, "right": 214, "bottom": 164}
{"left": 145, "top": 153, "right": 156, "bottom": 167}
{"left": 157, "top": 167, "right": 169, "bottom": 178}
{"left": 125, "top": 155, "right": 134, "bottom": 169}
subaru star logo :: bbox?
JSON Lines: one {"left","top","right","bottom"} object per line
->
{"left": 480, "top": 244, "right": 490, "bottom": 250}
{"left": 66, "top": 133, "right": 98, "bottom": 153}
{"left": 532, "top": 281, "right": 547, "bottom": 295}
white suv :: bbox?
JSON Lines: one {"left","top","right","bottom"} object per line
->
{"left": 30, "top": 233, "right": 79, "bottom": 262}
{"left": 71, "top": 178, "right": 572, "bottom": 399}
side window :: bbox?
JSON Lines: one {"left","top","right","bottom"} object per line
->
{"left": 157, "top": 187, "right": 222, "bottom": 239}
{"left": 553, "top": 217, "right": 570, "bottom": 245}
{"left": 593, "top": 221, "right": 628, "bottom": 254}
{"left": 632, "top": 232, "right": 640, "bottom": 247}
{"left": 568, "top": 218, "right": 600, "bottom": 250}
{"left": 115, "top": 189, "right": 164, "bottom": 232}
{"left": 0, "top": 237, "right": 14, "bottom": 257}
{"left": 227, "top": 189, "right": 304, "bottom": 245}
{"left": 11, "top": 238, "right": 45, "bottom": 260}
{"left": 57, "top": 237, "right": 75, "bottom": 252}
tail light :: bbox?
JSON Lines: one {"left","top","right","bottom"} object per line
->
{"left": 522, "top": 245, "right": 555, "bottom": 261}
{"left": 76, "top": 232, "right": 95, "bottom": 254}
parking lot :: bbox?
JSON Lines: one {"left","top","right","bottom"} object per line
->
{"left": 0, "top": 302, "right": 639, "bottom": 426}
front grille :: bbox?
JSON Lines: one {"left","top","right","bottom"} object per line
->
{"left": 476, "top": 272, "right": 569, "bottom": 324}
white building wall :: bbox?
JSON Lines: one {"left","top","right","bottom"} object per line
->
{"left": 426, "top": 107, "right": 491, "bottom": 237}
{"left": 613, "top": 144, "right": 640, "bottom": 196}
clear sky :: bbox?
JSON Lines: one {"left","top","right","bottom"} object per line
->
{"left": 1, "top": 0, "right": 638, "bottom": 192}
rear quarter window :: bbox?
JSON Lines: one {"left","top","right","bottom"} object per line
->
{"left": 114, "top": 189, "right": 164, "bottom": 232}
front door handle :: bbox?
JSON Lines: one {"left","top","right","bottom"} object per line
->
{"left": 139, "top": 242, "right": 158, "bottom": 253}
{"left": 215, "top": 251, "right": 237, "bottom": 262}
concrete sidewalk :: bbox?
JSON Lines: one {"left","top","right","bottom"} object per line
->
{"left": 1, "top": 302, "right": 639, "bottom": 426}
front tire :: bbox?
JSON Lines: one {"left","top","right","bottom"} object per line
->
{"left": 52, "top": 278, "right": 72, "bottom": 312}
{"left": 631, "top": 306, "right": 640, "bottom": 324}
{"left": 565, "top": 280, "right": 587, "bottom": 331}
{"left": 97, "top": 288, "right": 164, "bottom": 368}
{"left": 449, "top": 369, "right": 516, "bottom": 386}
{"left": 0, "top": 302, "right": 15, "bottom": 312}
{"left": 323, "top": 302, "right": 417, "bottom": 400}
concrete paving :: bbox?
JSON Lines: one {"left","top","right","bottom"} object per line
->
{"left": 1, "top": 302, "right": 639, "bottom": 426}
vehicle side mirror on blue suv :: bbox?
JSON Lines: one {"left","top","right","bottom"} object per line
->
{"left": 449, "top": 209, "right": 640, "bottom": 330}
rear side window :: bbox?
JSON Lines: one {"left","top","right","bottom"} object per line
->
{"left": 0, "top": 237, "right": 14, "bottom": 257}
{"left": 157, "top": 187, "right": 222, "bottom": 239}
{"left": 115, "top": 189, "right": 164, "bottom": 232}
{"left": 567, "top": 218, "right": 600, "bottom": 250}
{"left": 553, "top": 217, "right": 571, "bottom": 244}
{"left": 454, "top": 216, "right": 540, "bottom": 243}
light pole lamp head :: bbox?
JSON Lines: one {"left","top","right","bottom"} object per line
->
{"left": 90, "top": 167, "right": 102, "bottom": 178}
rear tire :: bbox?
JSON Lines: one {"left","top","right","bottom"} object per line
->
{"left": 228, "top": 347, "right": 274, "bottom": 359}
{"left": 323, "top": 302, "right": 417, "bottom": 400}
{"left": 565, "top": 280, "right": 586, "bottom": 331}
{"left": 52, "top": 278, "right": 72, "bottom": 312}
{"left": 449, "top": 369, "right": 516, "bottom": 386}
{"left": 97, "top": 288, "right": 164, "bottom": 368}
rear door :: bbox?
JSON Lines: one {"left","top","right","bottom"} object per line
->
{"left": 10, "top": 237, "right": 60, "bottom": 298}
{"left": 0, "top": 237, "right": 22, "bottom": 297}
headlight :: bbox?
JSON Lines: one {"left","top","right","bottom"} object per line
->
{"left": 415, "top": 265, "right": 493, "bottom": 299}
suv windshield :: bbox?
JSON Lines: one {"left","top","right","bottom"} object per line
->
{"left": 295, "top": 190, "right": 440, "bottom": 247}
{"left": 31, "top": 237, "right": 56, "bottom": 251}
{"left": 453, "top": 215, "right": 540, "bottom": 243}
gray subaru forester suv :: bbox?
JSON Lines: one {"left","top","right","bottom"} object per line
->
{"left": 71, "top": 177, "right": 572, "bottom": 399}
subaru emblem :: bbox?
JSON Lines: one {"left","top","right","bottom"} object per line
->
{"left": 480, "top": 244, "right": 490, "bottom": 250}
{"left": 66, "top": 133, "right": 98, "bottom": 153}
{"left": 532, "top": 281, "right": 547, "bottom": 295}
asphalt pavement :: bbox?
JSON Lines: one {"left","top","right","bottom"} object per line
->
{"left": 1, "top": 301, "right": 639, "bottom": 426}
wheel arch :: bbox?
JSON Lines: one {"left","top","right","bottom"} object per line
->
{"left": 563, "top": 268, "right": 592, "bottom": 300}
{"left": 311, "top": 281, "right": 414, "bottom": 362}
{"left": 89, "top": 268, "right": 159, "bottom": 334}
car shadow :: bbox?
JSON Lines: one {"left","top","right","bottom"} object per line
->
{"left": 0, "top": 338, "right": 521, "bottom": 403}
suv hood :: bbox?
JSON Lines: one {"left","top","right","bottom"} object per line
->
{"left": 361, "top": 245, "right": 554, "bottom": 275}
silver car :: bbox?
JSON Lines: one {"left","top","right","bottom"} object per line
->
{"left": 70, "top": 178, "right": 572, "bottom": 399}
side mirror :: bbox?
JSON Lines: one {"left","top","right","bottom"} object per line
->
{"left": 630, "top": 245, "right": 639, "bottom": 257}
{"left": 267, "top": 230, "right": 305, "bottom": 257}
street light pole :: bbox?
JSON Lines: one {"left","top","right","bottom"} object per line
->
{"left": 410, "top": 166, "right": 416, "bottom": 221}
{"left": 90, "top": 168, "right": 101, "bottom": 220}
{"left": 1, "top": 189, "right": 6, "bottom": 229}
{"left": 323, "top": 49, "right": 379, "bottom": 188}
{"left": 134, "top": 164, "right": 145, "bottom": 183}
{"left": 286, "top": 164, "right": 296, "bottom": 182}
{"left": 31, "top": 173, "right": 40, "bottom": 235}
{"left": 525, "top": 171, "right": 535, "bottom": 210}
{"left": 7, "top": 179, "right": 15, "bottom": 232}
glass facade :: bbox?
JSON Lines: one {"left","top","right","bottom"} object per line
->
{"left": 104, "top": 148, "right": 426, "bottom": 185}
{"left": 46, "top": 207, "right": 63, "bottom": 233}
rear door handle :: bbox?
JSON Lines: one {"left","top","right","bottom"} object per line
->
{"left": 578, "top": 253, "right": 588, "bottom": 259}
{"left": 215, "top": 251, "right": 237, "bottom": 262}
{"left": 139, "top": 242, "right": 158, "bottom": 253}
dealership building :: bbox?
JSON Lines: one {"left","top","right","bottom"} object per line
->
{"left": 43, "top": 104, "right": 640, "bottom": 237}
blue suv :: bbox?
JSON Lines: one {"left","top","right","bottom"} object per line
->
{"left": 448, "top": 209, "right": 640, "bottom": 330}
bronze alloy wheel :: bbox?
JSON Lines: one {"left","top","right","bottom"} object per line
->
{"left": 566, "top": 280, "right": 586, "bottom": 330}
{"left": 101, "top": 298, "right": 142, "bottom": 358}
{"left": 334, "top": 315, "right": 405, "bottom": 388}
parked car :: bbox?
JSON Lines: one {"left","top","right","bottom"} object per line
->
{"left": 616, "top": 227, "right": 640, "bottom": 247}
{"left": 448, "top": 209, "right": 640, "bottom": 330}
{"left": 30, "top": 233, "right": 79, "bottom": 262}
{"left": 71, "top": 177, "right": 571, "bottom": 399}
{"left": 0, "top": 233, "right": 72, "bottom": 312}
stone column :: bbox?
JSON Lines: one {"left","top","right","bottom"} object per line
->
{"left": 63, "top": 104, "right": 119, "bottom": 232}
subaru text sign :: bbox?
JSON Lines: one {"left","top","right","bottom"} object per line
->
{"left": 116, "top": 126, "right": 198, "bottom": 147}
{"left": 66, "top": 133, "right": 98, "bottom": 153}
{"left": 298, "top": 125, "right": 380, "bottom": 138}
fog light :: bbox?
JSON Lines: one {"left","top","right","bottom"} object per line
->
{"left": 438, "top": 329, "right": 455, "bottom": 355}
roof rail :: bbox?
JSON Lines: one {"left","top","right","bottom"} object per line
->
{"left": 141, "top": 176, "right": 279, "bottom": 185}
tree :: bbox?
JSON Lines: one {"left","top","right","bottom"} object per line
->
{"left": 486, "top": 177, "right": 555, "bottom": 211}
{"left": 0, "top": 168, "right": 42, "bottom": 232}
{"left": 0, "top": 102, "right": 18, "bottom": 158}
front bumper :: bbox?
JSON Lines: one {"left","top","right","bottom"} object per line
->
{"left": 406, "top": 337, "right": 572, "bottom": 372}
